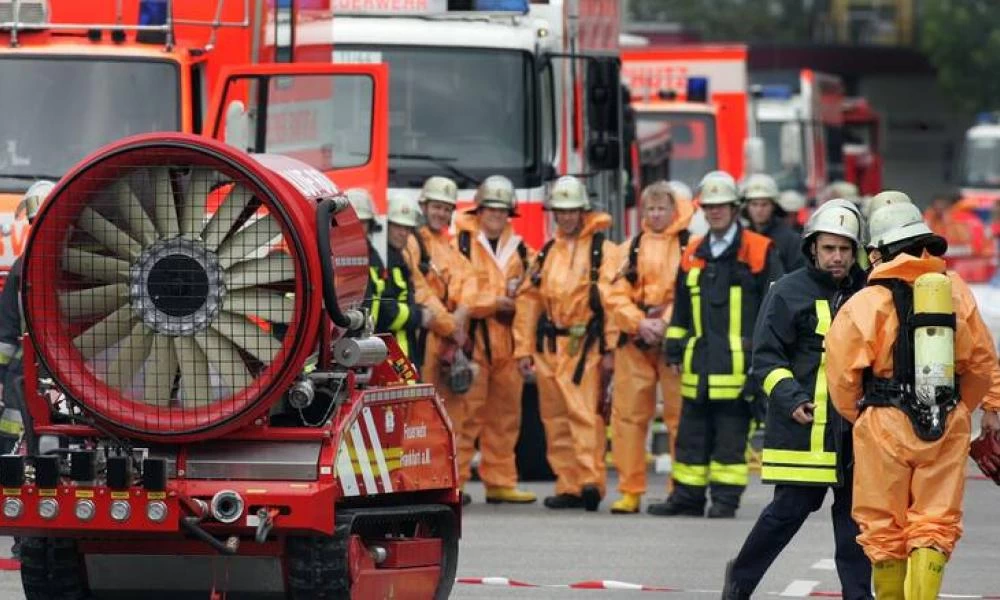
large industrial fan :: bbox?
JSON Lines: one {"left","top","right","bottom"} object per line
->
{"left": 21, "top": 133, "right": 367, "bottom": 442}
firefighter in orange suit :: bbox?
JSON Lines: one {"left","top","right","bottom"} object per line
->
{"left": 452, "top": 175, "right": 536, "bottom": 504}
{"left": 652, "top": 176, "right": 783, "bottom": 519}
{"left": 826, "top": 195, "right": 1000, "bottom": 600}
{"left": 514, "top": 175, "right": 616, "bottom": 511}
{"left": 604, "top": 181, "right": 694, "bottom": 514}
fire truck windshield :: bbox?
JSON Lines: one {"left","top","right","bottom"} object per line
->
{"left": 963, "top": 137, "right": 1000, "bottom": 188}
{"left": 0, "top": 57, "right": 179, "bottom": 191}
{"left": 760, "top": 120, "right": 808, "bottom": 192}
{"left": 637, "top": 111, "right": 717, "bottom": 190}
{"left": 336, "top": 45, "right": 536, "bottom": 188}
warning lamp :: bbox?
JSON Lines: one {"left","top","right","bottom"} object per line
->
{"left": 471, "top": 0, "right": 530, "bottom": 12}
{"left": 137, "top": 0, "right": 168, "bottom": 44}
{"left": 686, "top": 77, "right": 709, "bottom": 103}
{"left": 758, "top": 84, "right": 794, "bottom": 100}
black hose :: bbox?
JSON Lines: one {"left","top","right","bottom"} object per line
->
{"left": 180, "top": 516, "right": 238, "bottom": 555}
{"left": 316, "top": 197, "right": 364, "bottom": 332}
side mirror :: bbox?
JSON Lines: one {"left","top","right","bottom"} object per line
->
{"left": 587, "top": 59, "right": 621, "bottom": 136}
{"left": 224, "top": 100, "right": 250, "bottom": 152}
{"left": 744, "top": 137, "right": 765, "bottom": 174}
{"left": 588, "top": 140, "right": 621, "bottom": 170}
{"left": 780, "top": 122, "right": 803, "bottom": 168}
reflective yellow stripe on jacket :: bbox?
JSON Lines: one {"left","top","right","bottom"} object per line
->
{"left": 761, "top": 299, "right": 838, "bottom": 484}
{"left": 680, "top": 267, "right": 747, "bottom": 400}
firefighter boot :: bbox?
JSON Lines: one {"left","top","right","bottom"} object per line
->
{"left": 646, "top": 498, "right": 704, "bottom": 517}
{"left": 581, "top": 484, "right": 602, "bottom": 512}
{"left": 906, "top": 548, "right": 946, "bottom": 600}
{"left": 871, "top": 559, "right": 906, "bottom": 600}
{"left": 720, "top": 559, "right": 751, "bottom": 600}
{"left": 485, "top": 486, "right": 537, "bottom": 504}
{"left": 610, "top": 493, "right": 641, "bottom": 514}
{"left": 543, "top": 494, "right": 584, "bottom": 509}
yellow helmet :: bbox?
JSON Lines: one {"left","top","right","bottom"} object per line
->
{"left": 19, "top": 180, "right": 56, "bottom": 223}
{"left": 475, "top": 175, "right": 516, "bottom": 212}
{"left": 419, "top": 176, "right": 458, "bottom": 206}
{"left": 547, "top": 176, "right": 590, "bottom": 210}
{"left": 387, "top": 192, "right": 421, "bottom": 228}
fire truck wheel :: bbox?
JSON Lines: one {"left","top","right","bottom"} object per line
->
{"left": 19, "top": 537, "right": 89, "bottom": 600}
{"left": 286, "top": 522, "right": 352, "bottom": 599}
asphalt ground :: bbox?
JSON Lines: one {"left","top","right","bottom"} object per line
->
{"left": 0, "top": 465, "right": 998, "bottom": 599}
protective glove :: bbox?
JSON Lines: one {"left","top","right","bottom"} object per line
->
{"left": 970, "top": 429, "right": 1000, "bottom": 485}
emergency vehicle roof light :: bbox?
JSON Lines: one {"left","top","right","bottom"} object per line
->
{"left": 138, "top": 0, "right": 168, "bottom": 26}
{"left": 976, "top": 112, "right": 1000, "bottom": 125}
{"left": 467, "top": 0, "right": 530, "bottom": 12}
{"left": 687, "top": 77, "right": 709, "bottom": 103}
{"left": 759, "top": 84, "right": 793, "bottom": 100}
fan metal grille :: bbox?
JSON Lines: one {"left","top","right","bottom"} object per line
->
{"left": 24, "top": 143, "right": 310, "bottom": 438}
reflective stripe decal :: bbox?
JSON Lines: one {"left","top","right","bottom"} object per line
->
{"left": 812, "top": 300, "right": 832, "bottom": 456}
{"left": 362, "top": 407, "right": 394, "bottom": 493}
{"left": 336, "top": 440, "right": 360, "bottom": 497}
{"left": 762, "top": 448, "right": 837, "bottom": 466}
{"left": 672, "top": 462, "right": 708, "bottom": 486}
{"left": 683, "top": 267, "right": 702, "bottom": 375}
{"left": 369, "top": 267, "right": 385, "bottom": 324}
{"left": 709, "top": 461, "right": 749, "bottom": 486}
{"left": 349, "top": 421, "right": 378, "bottom": 493}
{"left": 389, "top": 301, "right": 410, "bottom": 332}
{"left": 761, "top": 464, "right": 837, "bottom": 484}
{"left": 763, "top": 368, "right": 794, "bottom": 396}
{"left": 395, "top": 330, "right": 410, "bottom": 356}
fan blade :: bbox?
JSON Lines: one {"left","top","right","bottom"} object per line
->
{"left": 60, "top": 284, "right": 128, "bottom": 320}
{"left": 111, "top": 177, "right": 157, "bottom": 246}
{"left": 202, "top": 183, "right": 255, "bottom": 250}
{"left": 62, "top": 248, "right": 129, "bottom": 283}
{"left": 142, "top": 335, "right": 177, "bottom": 406}
{"left": 224, "top": 253, "right": 295, "bottom": 290}
{"left": 211, "top": 312, "right": 282, "bottom": 363}
{"left": 150, "top": 167, "right": 180, "bottom": 239}
{"left": 194, "top": 328, "right": 252, "bottom": 392}
{"left": 74, "top": 305, "right": 136, "bottom": 359}
{"left": 223, "top": 289, "right": 294, "bottom": 324}
{"left": 180, "top": 168, "right": 221, "bottom": 237}
{"left": 173, "top": 335, "right": 212, "bottom": 407}
{"left": 216, "top": 215, "right": 282, "bottom": 269}
{"left": 104, "top": 322, "right": 154, "bottom": 391}
{"left": 77, "top": 207, "right": 142, "bottom": 261}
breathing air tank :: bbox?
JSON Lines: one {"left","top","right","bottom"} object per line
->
{"left": 913, "top": 272, "right": 955, "bottom": 436}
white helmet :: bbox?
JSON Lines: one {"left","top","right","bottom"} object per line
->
{"left": 387, "top": 192, "right": 421, "bottom": 228}
{"left": 742, "top": 173, "right": 779, "bottom": 201}
{"left": 667, "top": 180, "right": 693, "bottom": 204}
{"left": 825, "top": 180, "right": 860, "bottom": 204}
{"left": 419, "top": 176, "right": 458, "bottom": 206}
{"left": 699, "top": 170, "right": 736, "bottom": 190}
{"left": 344, "top": 188, "right": 376, "bottom": 222}
{"left": 699, "top": 176, "right": 740, "bottom": 206}
{"left": 867, "top": 202, "right": 946, "bottom": 256}
{"left": 802, "top": 199, "right": 863, "bottom": 256}
{"left": 777, "top": 190, "right": 806, "bottom": 213}
{"left": 864, "top": 190, "right": 912, "bottom": 220}
{"left": 19, "top": 180, "right": 56, "bottom": 223}
{"left": 547, "top": 176, "right": 590, "bottom": 210}
{"left": 475, "top": 175, "right": 517, "bottom": 213}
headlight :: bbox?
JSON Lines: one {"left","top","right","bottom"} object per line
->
{"left": 38, "top": 498, "right": 59, "bottom": 520}
{"left": 110, "top": 500, "right": 131, "bottom": 522}
{"left": 74, "top": 499, "right": 96, "bottom": 521}
{"left": 146, "top": 500, "right": 167, "bottom": 523}
{"left": 2, "top": 498, "right": 23, "bottom": 519}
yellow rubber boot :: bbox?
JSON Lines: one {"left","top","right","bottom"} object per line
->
{"left": 610, "top": 493, "right": 642, "bottom": 514}
{"left": 906, "top": 548, "right": 947, "bottom": 600}
{"left": 872, "top": 559, "right": 906, "bottom": 600}
{"left": 485, "top": 486, "right": 537, "bottom": 504}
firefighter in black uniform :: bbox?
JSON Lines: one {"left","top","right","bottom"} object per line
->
{"left": 722, "top": 199, "right": 872, "bottom": 600}
{"left": 345, "top": 188, "right": 386, "bottom": 319}
{"left": 652, "top": 176, "right": 784, "bottom": 519}
{"left": 0, "top": 181, "right": 54, "bottom": 455}
{"left": 377, "top": 193, "right": 432, "bottom": 360}
{"left": 742, "top": 173, "right": 805, "bottom": 272}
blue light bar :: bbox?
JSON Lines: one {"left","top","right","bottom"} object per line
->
{"left": 470, "top": 0, "right": 530, "bottom": 12}
{"left": 138, "top": 0, "right": 168, "bottom": 26}
{"left": 759, "top": 84, "right": 793, "bottom": 100}
{"left": 687, "top": 77, "right": 709, "bottom": 103}
{"left": 977, "top": 111, "right": 999, "bottom": 125}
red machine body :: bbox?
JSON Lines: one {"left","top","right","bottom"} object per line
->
{"left": 2, "top": 133, "right": 460, "bottom": 599}
{"left": 842, "top": 97, "right": 883, "bottom": 196}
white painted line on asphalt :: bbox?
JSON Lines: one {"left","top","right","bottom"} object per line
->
{"left": 779, "top": 580, "right": 820, "bottom": 597}
{"left": 811, "top": 558, "right": 836, "bottom": 570}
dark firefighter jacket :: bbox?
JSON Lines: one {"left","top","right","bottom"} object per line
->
{"left": 753, "top": 216, "right": 805, "bottom": 273}
{"left": 754, "top": 262, "right": 867, "bottom": 486}
{"left": 0, "top": 258, "right": 23, "bottom": 381}
{"left": 373, "top": 244, "right": 424, "bottom": 365}
{"left": 665, "top": 225, "right": 784, "bottom": 401}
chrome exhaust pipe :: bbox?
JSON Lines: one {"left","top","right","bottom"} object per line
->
{"left": 210, "top": 490, "right": 245, "bottom": 524}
